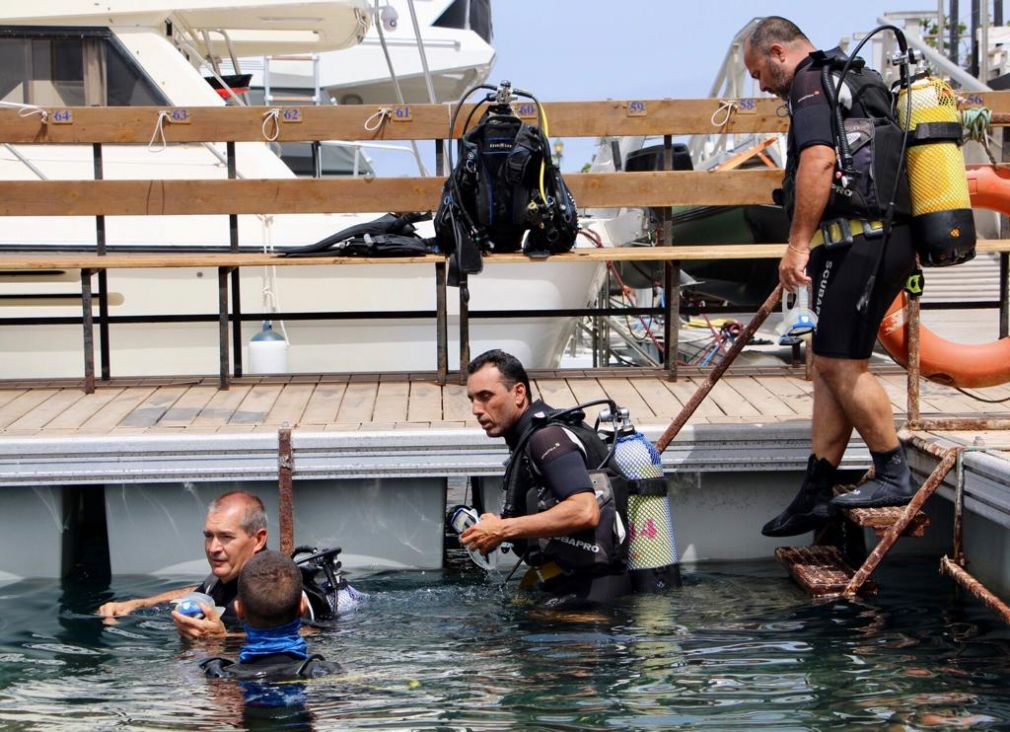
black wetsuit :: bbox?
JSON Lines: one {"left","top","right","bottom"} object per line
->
{"left": 503, "top": 401, "right": 631, "bottom": 604}
{"left": 786, "top": 48, "right": 916, "bottom": 359}
{"left": 201, "top": 652, "right": 341, "bottom": 680}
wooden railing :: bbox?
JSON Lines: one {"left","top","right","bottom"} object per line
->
{"left": 1, "top": 92, "right": 1009, "bottom": 390}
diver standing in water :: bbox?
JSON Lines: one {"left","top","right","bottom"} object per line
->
{"left": 743, "top": 17, "right": 917, "bottom": 537}
{"left": 200, "top": 550, "right": 342, "bottom": 680}
{"left": 462, "top": 350, "right": 631, "bottom": 605}
{"left": 97, "top": 491, "right": 357, "bottom": 638}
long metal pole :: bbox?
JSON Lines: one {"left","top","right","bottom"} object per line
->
{"left": 227, "top": 142, "right": 243, "bottom": 377}
{"left": 655, "top": 284, "right": 783, "bottom": 452}
{"left": 278, "top": 424, "right": 294, "bottom": 556}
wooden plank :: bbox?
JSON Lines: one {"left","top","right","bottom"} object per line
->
{"left": 230, "top": 385, "right": 284, "bottom": 425}
{"left": 299, "top": 383, "right": 347, "bottom": 425}
{"left": 46, "top": 388, "right": 124, "bottom": 430}
{"left": 761, "top": 376, "right": 814, "bottom": 418}
{"left": 726, "top": 376, "right": 800, "bottom": 417}
{"left": 119, "top": 386, "right": 188, "bottom": 428}
{"left": 0, "top": 389, "right": 26, "bottom": 410}
{"left": 595, "top": 377, "right": 656, "bottom": 419}
{"left": 6, "top": 240, "right": 1010, "bottom": 271}
{"left": 335, "top": 382, "right": 378, "bottom": 424}
{"left": 662, "top": 377, "right": 724, "bottom": 418}
{"left": 0, "top": 170, "right": 783, "bottom": 217}
{"left": 82, "top": 387, "right": 157, "bottom": 431}
{"left": 6, "top": 389, "right": 86, "bottom": 431}
{"left": 441, "top": 382, "right": 474, "bottom": 423}
{"left": 371, "top": 381, "right": 409, "bottom": 423}
{"left": 532, "top": 378, "right": 577, "bottom": 408}
{"left": 407, "top": 381, "right": 443, "bottom": 423}
{"left": 705, "top": 380, "right": 763, "bottom": 418}
{"left": 0, "top": 389, "right": 59, "bottom": 429}
{"left": 263, "top": 383, "right": 315, "bottom": 426}
{"left": 192, "top": 385, "right": 252, "bottom": 426}
{"left": 0, "top": 99, "right": 791, "bottom": 145}
{"left": 627, "top": 377, "right": 685, "bottom": 422}
{"left": 5, "top": 94, "right": 1010, "bottom": 144}
{"left": 158, "top": 385, "right": 219, "bottom": 427}
{"left": 566, "top": 378, "right": 613, "bottom": 424}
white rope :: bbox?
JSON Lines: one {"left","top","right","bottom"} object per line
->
{"left": 261, "top": 108, "right": 281, "bottom": 142}
{"left": 12, "top": 103, "right": 48, "bottom": 124}
{"left": 147, "top": 110, "right": 171, "bottom": 153}
{"left": 363, "top": 107, "right": 392, "bottom": 132}
{"left": 710, "top": 100, "right": 738, "bottom": 129}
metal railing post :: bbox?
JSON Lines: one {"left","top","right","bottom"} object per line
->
{"left": 218, "top": 267, "right": 231, "bottom": 390}
{"left": 436, "top": 260, "right": 448, "bottom": 384}
{"left": 93, "top": 143, "right": 110, "bottom": 380}
{"left": 81, "top": 268, "right": 96, "bottom": 394}
{"left": 227, "top": 142, "right": 243, "bottom": 377}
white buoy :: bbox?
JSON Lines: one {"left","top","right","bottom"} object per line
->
{"left": 248, "top": 321, "right": 289, "bottom": 374}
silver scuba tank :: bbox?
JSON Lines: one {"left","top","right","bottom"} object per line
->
{"left": 601, "top": 409, "right": 681, "bottom": 592}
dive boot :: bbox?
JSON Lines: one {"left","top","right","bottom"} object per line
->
{"left": 832, "top": 445, "right": 915, "bottom": 509}
{"left": 761, "top": 455, "right": 838, "bottom": 537}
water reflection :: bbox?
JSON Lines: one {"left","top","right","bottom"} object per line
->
{"left": 0, "top": 560, "right": 1007, "bottom": 729}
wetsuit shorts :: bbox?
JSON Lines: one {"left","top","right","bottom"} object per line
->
{"left": 808, "top": 222, "right": 916, "bottom": 359}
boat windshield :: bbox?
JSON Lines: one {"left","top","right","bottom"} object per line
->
{"left": 433, "top": 0, "right": 492, "bottom": 45}
{"left": 0, "top": 28, "right": 166, "bottom": 107}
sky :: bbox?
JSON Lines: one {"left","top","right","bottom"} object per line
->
{"left": 372, "top": 1, "right": 979, "bottom": 175}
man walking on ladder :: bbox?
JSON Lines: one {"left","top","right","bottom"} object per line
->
{"left": 743, "top": 16, "right": 918, "bottom": 536}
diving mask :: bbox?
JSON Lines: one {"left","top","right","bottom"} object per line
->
{"left": 447, "top": 505, "right": 496, "bottom": 571}
{"left": 171, "top": 591, "right": 225, "bottom": 620}
{"left": 778, "top": 287, "right": 817, "bottom": 345}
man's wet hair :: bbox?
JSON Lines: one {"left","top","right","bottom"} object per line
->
{"left": 466, "top": 349, "right": 531, "bottom": 399}
{"left": 747, "top": 16, "right": 809, "bottom": 54}
{"left": 209, "top": 491, "right": 267, "bottom": 535}
{"left": 237, "top": 550, "right": 303, "bottom": 628}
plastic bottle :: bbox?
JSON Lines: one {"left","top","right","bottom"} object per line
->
{"left": 248, "top": 321, "right": 289, "bottom": 374}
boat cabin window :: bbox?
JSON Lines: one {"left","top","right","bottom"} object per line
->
{"left": 434, "top": 0, "right": 493, "bottom": 45}
{"left": 0, "top": 30, "right": 166, "bottom": 107}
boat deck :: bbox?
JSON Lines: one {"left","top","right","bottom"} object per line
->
{"left": 2, "top": 368, "right": 1009, "bottom": 437}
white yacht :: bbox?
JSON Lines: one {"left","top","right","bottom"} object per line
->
{"left": 0, "top": 1, "right": 602, "bottom": 378}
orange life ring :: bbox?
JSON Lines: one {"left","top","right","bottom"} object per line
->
{"left": 875, "top": 165, "right": 1010, "bottom": 388}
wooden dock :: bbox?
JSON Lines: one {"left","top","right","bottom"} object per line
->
{"left": 1, "top": 368, "right": 1009, "bottom": 438}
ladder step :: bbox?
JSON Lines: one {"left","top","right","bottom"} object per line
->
{"left": 774, "top": 545, "right": 876, "bottom": 597}
{"left": 833, "top": 485, "right": 931, "bottom": 537}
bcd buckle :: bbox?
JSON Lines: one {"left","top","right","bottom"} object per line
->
{"left": 860, "top": 219, "right": 886, "bottom": 239}
{"left": 820, "top": 218, "right": 853, "bottom": 248}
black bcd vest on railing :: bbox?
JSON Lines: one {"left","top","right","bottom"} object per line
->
{"left": 434, "top": 104, "right": 578, "bottom": 286}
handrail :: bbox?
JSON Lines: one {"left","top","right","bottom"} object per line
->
{"left": 2, "top": 93, "right": 1009, "bottom": 144}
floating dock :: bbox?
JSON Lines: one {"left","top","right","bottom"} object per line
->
{"left": 2, "top": 367, "right": 1009, "bottom": 608}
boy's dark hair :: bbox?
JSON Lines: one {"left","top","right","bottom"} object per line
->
{"left": 466, "top": 349, "right": 531, "bottom": 398}
{"left": 747, "top": 16, "right": 809, "bottom": 53}
{"left": 237, "top": 550, "right": 303, "bottom": 628}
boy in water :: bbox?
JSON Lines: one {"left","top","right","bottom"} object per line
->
{"left": 200, "top": 550, "right": 341, "bottom": 680}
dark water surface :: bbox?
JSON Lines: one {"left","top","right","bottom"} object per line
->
{"left": 1, "top": 560, "right": 1009, "bottom": 730}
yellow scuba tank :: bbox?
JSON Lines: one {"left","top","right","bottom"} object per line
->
{"left": 896, "top": 76, "right": 976, "bottom": 266}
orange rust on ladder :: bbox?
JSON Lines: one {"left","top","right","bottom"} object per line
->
{"left": 775, "top": 546, "right": 876, "bottom": 597}
{"left": 940, "top": 556, "right": 1010, "bottom": 623}
{"left": 278, "top": 423, "right": 294, "bottom": 556}
{"left": 842, "top": 450, "right": 957, "bottom": 596}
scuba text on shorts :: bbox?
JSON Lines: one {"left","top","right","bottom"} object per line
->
{"left": 291, "top": 545, "right": 348, "bottom": 621}
{"left": 501, "top": 400, "right": 629, "bottom": 577}
{"left": 597, "top": 407, "right": 682, "bottom": 592}
{"left": 434, "top": 80, "right": 578, "bottom": 287}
